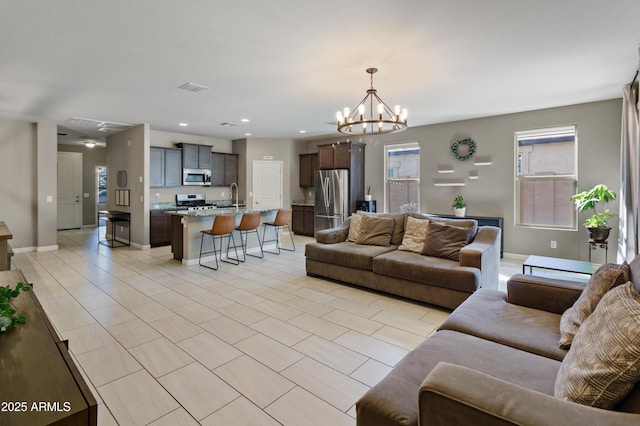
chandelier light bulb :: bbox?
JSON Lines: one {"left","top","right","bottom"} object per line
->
{"left": 401, "top": 108, "right": 408, "bottom": 122}
{"left": 336, "top": 111, "right": 344, "bottom": 124}
{"left": 343, "top": 107, "right": 350, "bottom": 119}
{"left": 394, "top": 105, "right": 401, "bottom": 116}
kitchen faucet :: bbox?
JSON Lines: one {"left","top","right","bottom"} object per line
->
{"left": 230, "top": 182, "right": 239, "bottom": 212}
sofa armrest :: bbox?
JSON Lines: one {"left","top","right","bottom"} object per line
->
{"left": 459, "top": 226, "right": 501, "bottom": 290}
{"left": 507, "top": 274, "right": 585, "bottom": 314}
{"left": 315, "top": 217, "right": 351, "bottom": 244}
{"left": 419, "top": 362, "right": 637, "bottom": 426}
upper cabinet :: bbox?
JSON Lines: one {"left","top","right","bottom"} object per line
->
{"left": 150, "top": 147, "right": 182, "bottom": 188}
{"left": 317, "top": 142, "right": 363, "bottom": 170}
{"left": 176, "top": 143, "right": 212, "bottom": 169}
{"left": 299, "top": 153, "right": 318, "bottom": 187}
{"left": 211, "top": 152, "right": 239, "bottom": 186}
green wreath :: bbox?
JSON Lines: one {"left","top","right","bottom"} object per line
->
{"left": 451, "top": 138, "right": 476, "bottom": 161}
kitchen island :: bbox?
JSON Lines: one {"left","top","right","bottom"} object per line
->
{"left": 168, "top": 208, "right": 279, "bottom": 265}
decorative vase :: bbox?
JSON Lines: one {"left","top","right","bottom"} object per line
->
{"left": 587, "top": 227, "right": 610, "bottom": 243}
{"left": 364, "top": 195, "right": 372, "bottom": 201}
{"left": 454, "top": 207, "right": 466, "bottom": 217}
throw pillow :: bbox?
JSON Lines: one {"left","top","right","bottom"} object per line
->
{"left": 360, "top": 212, "right": 405, "bottom": 245}
{"left": 347, "top": 213, "right": 363, "bottom": 242}
{"left": 554, "top": 281, "right": 640, "bottom": 409}
{"left": 355, "top": 215, "right": 395, "bottom": 246}
{"left": 558, "top": 262, "right": 630, "bottom": 349}
{"left": 399, "top": 216, "right": 430, "bottom": 253}
{"left": 421, "top": 221, "right": 475, "bottom": 261}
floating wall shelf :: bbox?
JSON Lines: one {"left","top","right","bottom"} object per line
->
{"left": 473, "top": 156, "right": 493, "bottom": 166}
{"left": 469, "top": 170, "right": 479, "bottom": 180}
{"left": 437, "top": 164, "right": 455, "bottom": 174}
{"left": 433, "top": 178, "right": 465, "bottom": 187}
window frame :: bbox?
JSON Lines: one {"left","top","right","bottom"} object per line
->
{"left": 384, "top": 141, "right": 420, "bottom": 213}
{"left": 514, "top": 125, "right": 578, "bottom": 231}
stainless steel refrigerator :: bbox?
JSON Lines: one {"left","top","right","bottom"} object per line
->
{"left": 315, "top": 169, "right": 350, "bottom": 234}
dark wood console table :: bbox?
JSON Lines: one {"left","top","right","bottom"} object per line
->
{"left": 433, "top": 214, "right": 504, "bottom": 257}
{"left": 0, "top": 270, "right": 98, "bottom": 425}
{"left": 98, "top": 210, "right": 131, "bottom": 247}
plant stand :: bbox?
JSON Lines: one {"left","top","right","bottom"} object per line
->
{"left": 588, "top": 240, "right": 608, "bottom": 263}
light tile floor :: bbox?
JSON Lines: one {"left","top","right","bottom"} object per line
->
{"left": 12, "top": 228, "right": 521, "bottom": 425}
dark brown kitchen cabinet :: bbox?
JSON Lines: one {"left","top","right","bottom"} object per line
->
{"left": 292, "top": 205, "right": 315, "bottom": 236}
{"left": 176, "top": 143, "right": 212, "bottom": 169}
{"left": 317, "top": 141, "right": 360, "bottom": 170}
{"left": 150, "top": 210, "right": 172, "bottom": 247}
{"left": 150, "top": 147, "right": 182, "bottom": 188}
{"left": 299, "top": 153, "right": 318, "bottom": 187}
{"left": 211, "top": 152, "right": 239, "bottom": 186}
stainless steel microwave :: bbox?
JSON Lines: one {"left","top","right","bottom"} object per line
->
{"left": 182, "top": 168, "right": 211, "bottom": 186}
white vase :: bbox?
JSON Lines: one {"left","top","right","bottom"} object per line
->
{"left": 454, "top": 207, "right": 466, "bottom": 217}
{"left": 364, "top": 195, "right": 372, "bottom": 201}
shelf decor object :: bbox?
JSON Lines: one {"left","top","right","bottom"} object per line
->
{"left": 336, "top": 67, "right": 408, "bottom": 135}
{"left": 451, "top": 137, "right": 476, "bottom": 161}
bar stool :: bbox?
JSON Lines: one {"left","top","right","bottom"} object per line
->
{"left": 235, "top": 212, "right": 263, "bottom": 261}
{"left": 262, "top": 209, "right": 295, "bottom": 254}
{"left": 199, "top": 214, "right": 239, "bottom": 270}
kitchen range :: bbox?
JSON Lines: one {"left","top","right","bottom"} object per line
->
{"left": 175, "top": 193, "right": 217, "bottom": 212}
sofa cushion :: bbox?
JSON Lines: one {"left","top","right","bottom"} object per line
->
{"left": 356, "top": 215, "right": 395, "bottom": 246}
{"left": 558, "top": 262, "right": 630, "bottom": 349}
{"left": 398, "top": 216, "right": 430, "bottom": 253}
{"left": 439, "top": 288, "right": 568, "bottom": 361}
{"left": 347, "top": 213, "right": 363, "bottom": 242}
{"left": 304, "top": 241, "right": 396, "bottom": 271}
{"left": 422, "top": 221, "right": 475, "bottom": 261}
{"left": 555, "top": 282, "right": 640, "bottom": 409}
{"left": 356, "top": 330, "right": 560, "bottom": 426}
{"left": 361, "top": 212, "right": 406, "bottom": 245}
{"left": 373, "top": 249, "right": 479, "bottom": 293}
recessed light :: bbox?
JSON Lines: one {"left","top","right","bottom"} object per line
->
{"left": 179, "top": 122, "right": 188, "bottom": 127}
{"left": 241, "top": 118, "right": 250, "bottom": 123}
{"left": 84, "top": 141, "right": 96, "bottom": 148}
{"left": 244, "top": 133, "right": 252, "bottom": 136}
{"left": 299, "top": 130, "right": 307, "bottom": 134}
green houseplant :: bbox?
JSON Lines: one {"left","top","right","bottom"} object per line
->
{"left": 365, "top": 185, "right": 372, "bottom": 201}
{"left": 0, "top": 281, "right": 29, "bottom": 332}
{"left": 452, "top": 195, "right": 466, "bottom": 217}
{"left": 570, "top": 184, "right": 617, "bottom": 242}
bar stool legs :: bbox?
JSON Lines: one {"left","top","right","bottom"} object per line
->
{"left": 262, "top": 209, "right": 295, "bottom": 255}
{"left": 199, "top": 214, "right": 240, "bottom": 270}
{"left": 235, "top": 212, "right": 263, "bottom": 262}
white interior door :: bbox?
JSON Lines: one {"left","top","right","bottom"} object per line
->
{"left": 57, "top": 152, "right": 83, "bottom": 230}
{"left": 253, "top": 161, "right": 283, "bottom": 210}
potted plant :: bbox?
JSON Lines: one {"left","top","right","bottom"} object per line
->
{"left": 452, "top": 195, "right": 466, "bottom": 217}
{"left": 570, "top": 184, "right": 617, "bottom": 243}
{"left": 0, "top": 281, "right": 29, "bottom": 332}
{"left": 364, "top": 186, "right": 372, "bottom": 201}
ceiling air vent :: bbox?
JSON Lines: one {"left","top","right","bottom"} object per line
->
{"left": 178, "top": 82, "right": 210, "bottom": 93}
{"left": 68, "top": 117, "right": 132, "bottom": 132}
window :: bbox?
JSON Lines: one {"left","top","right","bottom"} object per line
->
{"left": 515, "top": 126, "right": 577, "bottom": 230}
{"left": 385, "top": 142, "right": 420, "bottom": 213}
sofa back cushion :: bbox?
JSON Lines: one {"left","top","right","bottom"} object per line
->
{"left": 399, "top": 216, "right": 430, "bottom": 253}
{"left": 422, "top": 221, "right": 475, "bottom": 261}
{"left": 356, "top": 215, "right": 395, "bottom": 246}
{"left": 558, "top": 262, "right": 630, "bottom": 349}
{"left": 555, "top": 281, "right": 640, "bottom": 409}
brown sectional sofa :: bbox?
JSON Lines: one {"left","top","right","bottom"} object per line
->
{"left": 356, "top": 259, "right": 640, "bottom": 426}
{"left": 305, "top": 212, "right": 501, "bottom": 309}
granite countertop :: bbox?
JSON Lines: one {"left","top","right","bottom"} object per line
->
{"left": 291, "top": 200, "right": 314, "bottom": 206}
{"left": 166, "top": 207, "right": 277, "bottom": 217}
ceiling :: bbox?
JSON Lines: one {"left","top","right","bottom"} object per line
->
{"left": 1, "top": 0, "right": 639, "bottom": 145}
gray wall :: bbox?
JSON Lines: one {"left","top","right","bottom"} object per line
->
{"left": 301, "top": 99, "right": 622, "bottom": 261}
{"left": 0, "top": 120, "right": 58, "bottom": 250}
{"left": 106, "top": 124, "right": 149, "bottom": 248}
{"left": 58, "top": 144, "right": 106, "bottom": 226}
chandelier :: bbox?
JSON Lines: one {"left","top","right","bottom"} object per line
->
{"left": 336, "top": 67, "right": 408, "bottom": 135}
